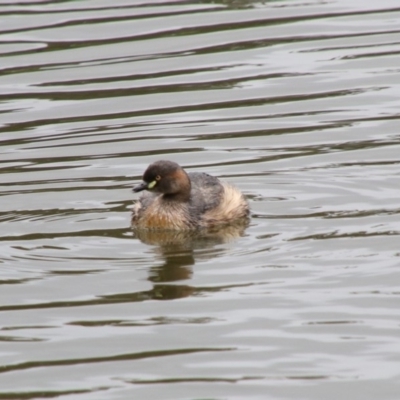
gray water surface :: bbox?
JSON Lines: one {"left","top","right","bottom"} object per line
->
{"left": 1, "top": 0, "right": 400, "bottom": 399}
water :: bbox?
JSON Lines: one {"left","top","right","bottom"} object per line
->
{"left": 1, "top": 0, "right": 400, "bottom": 399}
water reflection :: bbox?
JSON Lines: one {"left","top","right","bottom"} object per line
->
{"left": 135, "top": 220, "right": 249, "bottom": 300}
{"left": 133, "top": 220, "right": 249, "bottom": 246}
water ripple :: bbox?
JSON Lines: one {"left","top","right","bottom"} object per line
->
{"left": 1, "top": 0, "right": 400, "bottom": 399}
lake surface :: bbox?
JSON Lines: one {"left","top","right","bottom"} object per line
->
{"left": 1, "top": 0, "right": 400, "bottom": 399}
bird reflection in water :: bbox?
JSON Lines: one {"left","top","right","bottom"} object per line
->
{"left": 132, "top": 220, "right": 249, "bottom": 301}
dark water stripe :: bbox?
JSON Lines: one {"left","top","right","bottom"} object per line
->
{"left": 0, "top": 87, "right": 373, "bottom": 134}
{"left": 0, "top": 283, "right": 253, "bottom": 312}
{"left": 0, "top": 388, "right": 106, "bottom": 400}
{"left": 0, "top": 347, "right": 233, "bottom": 375}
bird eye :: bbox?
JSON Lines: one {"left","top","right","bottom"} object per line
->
{"left": 155, "top": 175, "right": 161, "bottom": 181}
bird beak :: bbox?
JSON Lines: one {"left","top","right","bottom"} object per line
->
{"left": 132, "top": 182, "right": 148, "bottom": 192}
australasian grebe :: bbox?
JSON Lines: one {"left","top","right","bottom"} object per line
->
{"left": 131, "top": 160, "right": 249, "bottom": 230}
